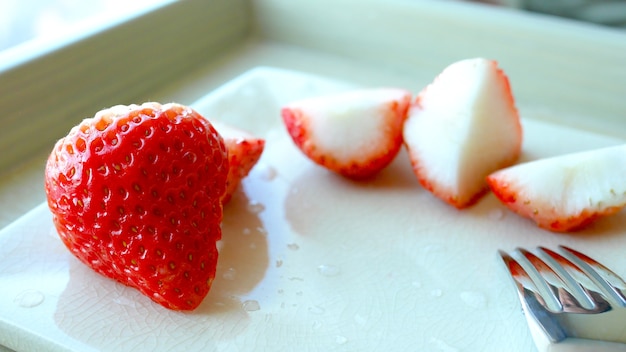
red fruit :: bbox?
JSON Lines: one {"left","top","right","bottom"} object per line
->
{"left": 281, "top": 88, "right": 411, "bottom": 179}
{"left": 487, "top": 144, "right": 626, "bottom": 232}
{"left": 403, "top": 58, "right": 522, "bottom": 208}
{"left": 212, "top": 121, "right": 265, "bottom": 204}
{"left": 44, "top": 102, "right": 229, "bottom": 311}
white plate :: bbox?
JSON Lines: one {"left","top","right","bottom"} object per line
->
{"left": 1, "top": 67, "right": 625, "bottom": 352}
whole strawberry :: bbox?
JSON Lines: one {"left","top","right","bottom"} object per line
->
{"left": 45, "top": 102, "right": 228, "bottom": 311}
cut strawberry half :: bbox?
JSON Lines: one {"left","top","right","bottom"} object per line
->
{"left": 487, "top": 144, "right": 626, "bottom": 232}
{"left": 282, "top": 88, "right": 412, "bottom": 179}
{"left": 45, "top": 102, "right": 229, "bottom": 310}
{"left": 211, "top": 121, "right": 265, "bottom": 204}
{"left": 403, "top": 58, "right": 522, "bottom": 208}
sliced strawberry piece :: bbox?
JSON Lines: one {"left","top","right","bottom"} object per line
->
{"left": 487, "top": 144, "right": 626, "bottom": 232}
{"left": 45, "top": 102, "right": 229, "bottom": 310}
{"left": 211, "top": 121, "right": 265, "bottom": 204}
{"left": 281, "top": 88, "right": 412, "bottom": 179}
{"left": 403, "top": 58, "right": 522, "bottom": 208}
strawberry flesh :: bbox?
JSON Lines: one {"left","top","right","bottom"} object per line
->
{"left": 403, "top": 58, "right": 522, "bottom": 208}
{"left": 212, "top": 121, "right": 265, "bottom": 204}
{"left": 45, "top": 102, "right": 228, "bottom": 310}
{"left": 282, "top": 88, "right": 411, "bottom": 179}
{"left": 487, "top": 144, "right": 626, "bottom": 232}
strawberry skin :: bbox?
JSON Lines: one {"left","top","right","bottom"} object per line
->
{"left": 212, "top": 121, "right": 265, "bottom": 204}
{"left": 403, "top": 58, "right": 522, "bottom": 208}
{"left": 487, "top": 144, "right": 626, "bottom": 232}
{"left": 45, "top": 102, "right": 229, "bottom": 310}
{"left": 282, "top": 88, "right": 411, "bottom": 179}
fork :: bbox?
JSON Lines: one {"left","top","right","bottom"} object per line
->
{"left": 499, "top": 246, "right": 626, "bottom": 351}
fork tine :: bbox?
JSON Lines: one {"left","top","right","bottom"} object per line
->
{"left": 498, "top": 250, "right": 569, "bottom": 343}
{"left": 499, "top": 249, "right": 558, "bottom": 311}
{"left": 517, "top": 248, "right": 573, "bottom": 313}
{"left": 500, "top": 246, "right": 626, "bottom": 346}
{"left": 539, "top": 247, "right": 610, "bottom": 313}
{"left": 558, "top": 245, "right": 626, "bottom": 307}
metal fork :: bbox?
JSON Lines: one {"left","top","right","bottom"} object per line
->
{"left": 499, "top": 246, "right": 626, "bottom": 351}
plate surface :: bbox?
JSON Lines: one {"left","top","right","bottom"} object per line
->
{"left": 1, "top": 67, "right": 625, "bottom": 352}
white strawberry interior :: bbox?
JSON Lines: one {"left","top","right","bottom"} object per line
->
{"left": 494, "top": 145, "right": 626, "bottom": 214}
{"left": 404, "top": 58, "right": 520, "bottom": 203}
{"left": 299, "top": 88, "right": 407, "bottom": 162}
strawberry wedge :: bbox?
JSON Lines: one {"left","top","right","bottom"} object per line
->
{"left": 282, "top": 88, "right": 412, "bottom": 179}
{"left": 487, "top": 144, "right": 626, "bottom": 232}
{"left": 403, "top": 58, "right": 522, "bottom": 208}
{"left": 212, "top": 121, "right": 265, "bottom": 204}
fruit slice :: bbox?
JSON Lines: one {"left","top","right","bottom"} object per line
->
{"left": 45, "top": 102, "right": 229, "bottom": 310}
{"left": 487, "top": 144, "right": 626, "bottom": 232}
{"left": 212, "top": 121, "right": 265, "bottom": 204}
{"left": 281, "top": 88, "right": 412, "bottom": 179}
{"left": 403, "top": 58, "right": 522, "bottom": 208}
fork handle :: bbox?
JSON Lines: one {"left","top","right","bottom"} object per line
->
{"left": 548, "top": 338, "right": 626, "bottom": 352}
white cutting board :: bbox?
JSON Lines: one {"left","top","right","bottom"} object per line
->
{"left": 1, "top": 67, "right": 625, "bottom": 352}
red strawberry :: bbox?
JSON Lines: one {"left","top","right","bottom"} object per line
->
{"left": 487, "top": 144, "right": 626, "bottom": 232}
{"left": 211, "top": 121, "right": 265, "bottom": 204}
{"left": 44, "top": 102, "right": 229, "bottom": 311}
{"left": 403, "top": 58, "right": 522, "bottom": 208}
{"left": 281, "top": 88, "right": 411, "bottom": 179}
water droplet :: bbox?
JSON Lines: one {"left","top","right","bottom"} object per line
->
{"left": 14, "top": 290, "right": 44, "bottom": 308}
{"left": 277, "top": 289, "right": 284, "bottom": 294}
{"left": 275, "top": 259, "right": 283, "bottom": 268}
{"left": 336, "top": 335, "right": 348, "bottom": 345}
{"left": 312, "top": 320, "right": 323, "bottom": 329}
{"left": 296, "top": 291, "right": 303, "bottom": 296}
{"left": 113, "top": 295, "right": 139, "bottom": 308}
{"left": 287, "top": 243, "right": 300, "bottom": 251}
{"left": 222, "top": 267, "right": 237, "bottom": 281}
{"left": 247, "top": 200, "right": 265, "bottom": 214}
{"left": 430, "top": 289, "right": 443, "bottom": 298}
{"left": 240, "top": 86, "right": 256, "bottom": 97}
{"left": 423, "top": 244, "right": 445, "bottom": 254}
{"left": 242, "top": 228, "right": 251, "bottom": 235}
{"left": 249, "top": 242, "right": 257, "bottom": 250}
{"left": 48, "top": 227, "right": 60, "bottom": 238}
{"left": 429, "top": 337, "right": 459, "bottom": 352}
{"left": 488, "top": 208, "right": 505, "bottom": 221}
{"left": 317, "top": 264, "right": 341, "bottom": 277}
{"left": 242, "top": 299, "right": 261, "bottom": 312}
{"left": 412, "top": 281, "right": 422, "bottom": 289}
{"left": 354, "top": 314, "right": 367, "bottom": 326}
{"left": 308, "top": 305, "right": 325, "bottom": 314}
{"left": 258, "top": 164, "right": 278, "bottom": 181}
{"left": 460, "top": 291, "right": 487, "bottom": 309}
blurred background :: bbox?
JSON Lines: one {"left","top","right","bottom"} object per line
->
{"left": 0, "top": 0, "right": 168, "bottom": 52}
{"left": 0, "top": 0, "right": 625, "bottom": 53}
{"left": 482, "top": 0, "right": 626, "bottom": 26}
